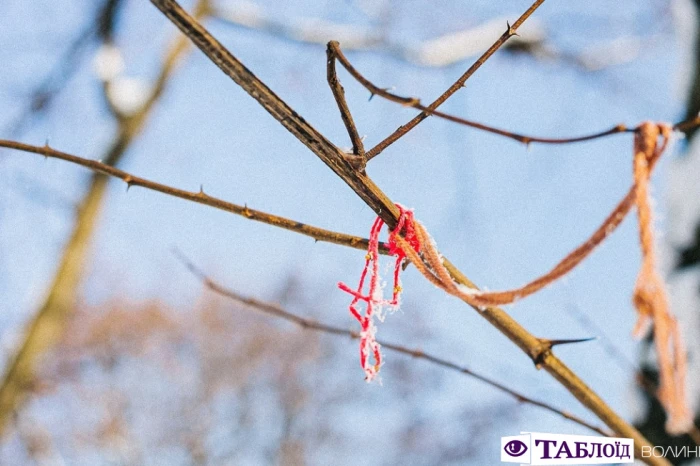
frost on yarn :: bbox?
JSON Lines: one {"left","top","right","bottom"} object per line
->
{"left": 337, "top": 205, "right": 421, "bottom": 381}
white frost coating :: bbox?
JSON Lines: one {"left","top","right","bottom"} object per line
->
{"left": 359, "top": 322, "right": 377, "bottom": 345}
{"left": 93, "top": 44, "right": 125, "bottom": 81}
{"left": 372, "top": 277, "right": 387, "bottom": 322}
{"left": 455, "top": 283, "right": 480, "bottom": 296}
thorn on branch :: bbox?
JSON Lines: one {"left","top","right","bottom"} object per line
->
{"left": 531, "top": 337, "right": 597, "bottom": 368}
{"left": 507, "top": 21, "right": 519, "bottom": 38}
{"left": 541, "top": 337, "right": 598, "bottom": 349}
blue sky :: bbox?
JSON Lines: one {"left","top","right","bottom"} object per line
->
{"left": 0, "top": 0, "right": 695, "bottom": 463}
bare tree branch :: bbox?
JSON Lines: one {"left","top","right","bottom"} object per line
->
{"left": 326, "top": 46, "right": 365, "bottom": 160}
{"left": 0, "top": 139, "right": 388, "bottom": 255}
{"left": 364, "top": 0, "right": 546, "bottom": 160}
{"left": 328, "top": 40, "right": 634, "bottom": 146}
{"left": 175, "top": 251, "right": 610, "bottom": 437}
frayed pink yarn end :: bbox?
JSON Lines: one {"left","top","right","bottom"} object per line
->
{"left": 338, "top": 204, "right": 421, "bottom": 381}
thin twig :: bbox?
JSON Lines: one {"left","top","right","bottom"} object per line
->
{"left": 328, "top": 40, "right": 633, "bottom": 146}
{"left": 174, "top": 251, "right": 609, "bottom": 437}
{"left": 326, "top": 44, "right": 365, "bottom": 161}
{"left": 0, "top": 140, "right": 388, "bottom": 255}
{"left": 364, "top": 0, "right": 546, "bottom": 160}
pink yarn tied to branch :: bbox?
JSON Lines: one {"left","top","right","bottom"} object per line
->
{"left": 338, "top": 204, "right": 421, "bottom": 381}
{"left": 338, "top": 124, "right": 690, "bottom": 434}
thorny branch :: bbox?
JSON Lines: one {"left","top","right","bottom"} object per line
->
{"left": 328, "top": 41, "right": 700, "bottom": 148}
{"left": 327, "top": 41, "right": 632, "bottom": 146}
{"left": 364, "top": 0, "right": 546, "bottom": 160}
{"left": 175, "top": 251, "right": 609, "bottom": 437}
{"left": 144, "top": 1, "right": 667, "bottom": 462}
{"left": 0, "top": 140, "right": 603, "bottom": 356}
{"left": 0, "top": 140, "right": 388, "bottom": 255}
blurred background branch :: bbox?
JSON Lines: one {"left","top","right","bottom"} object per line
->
{"left": 0, "top": 0, "right": 208, "bottom": 436}
{"left": 211, "top": 0, "right": 658, "bottom": 72}
{"left": 176, "top": 249, "right": 609, "bottom": 436}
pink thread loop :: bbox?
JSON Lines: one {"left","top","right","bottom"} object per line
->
{"left": 337, "top": 204, "right": 421, "bottom": 381}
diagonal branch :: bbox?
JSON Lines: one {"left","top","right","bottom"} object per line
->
{"left": 364, "top": 0, "right": 546, "bottom": 160}
{"left": 175, "top": 251, "right": 609, "bottom": 437}
{"left": 134, "top": 1, "right": 666, "bottom": 462}
{"left": 0, "top": 140, "right": 388, "bottom": 254}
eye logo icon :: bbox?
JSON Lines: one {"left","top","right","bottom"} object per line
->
{"left": 504, "top": 440, "right": 528, "bottom": 457}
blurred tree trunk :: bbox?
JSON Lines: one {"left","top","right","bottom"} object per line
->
{"left": 0, "top": 0, "right": 205, "bottom": 434}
